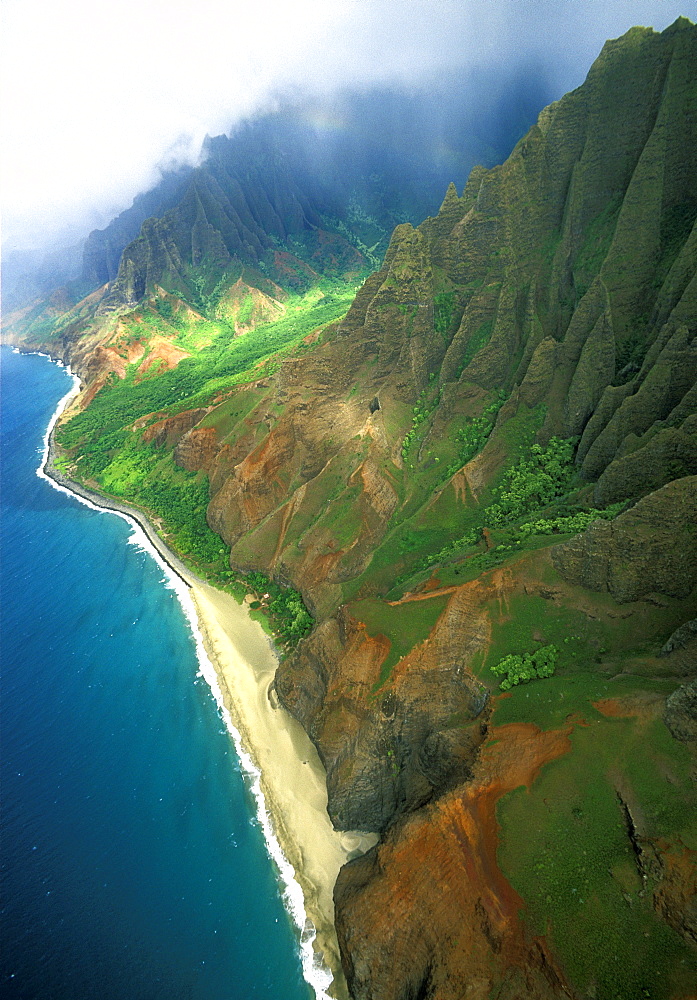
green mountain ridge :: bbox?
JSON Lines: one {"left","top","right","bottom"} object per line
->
{"left": 3, "top": 19, "right": 697, "bottom": 1000}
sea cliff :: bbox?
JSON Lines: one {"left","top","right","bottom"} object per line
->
{"left": 4, "top": 19, "right": 697, "bottom": 999}
{"left": 40, "top": 394, "right": 370, "bottom": 1000}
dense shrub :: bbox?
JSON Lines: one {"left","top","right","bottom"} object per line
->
{"left": 491, "top": 644, "right": 559, "bottom": 690}
{"left": 486, "top": 437, "right": 577, "bottom": 525}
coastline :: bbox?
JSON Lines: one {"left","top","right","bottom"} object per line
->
{"left": 36, "top": 358, "right": 375, "bottom": 1000}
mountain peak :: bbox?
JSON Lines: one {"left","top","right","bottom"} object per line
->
{"left": 439, "top": 182, "right": 460, "bottom": 211}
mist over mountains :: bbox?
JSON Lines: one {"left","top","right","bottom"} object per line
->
{"left": 2, "top": 69, "right": 553, "bottom": 314}
{"left": 2, "top": 13, "right": 697, "bottom": 1000}
{"left": 3, "top": 0, "right": 690, "bottom": 268}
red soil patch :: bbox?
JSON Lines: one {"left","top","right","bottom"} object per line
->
{"left": 420, "top": 573, "right": 443, "bottom": 593}
{"left": 338, "top": 721, "right": 573, "bottom": 997}
{"left": 81, "top": 372, "right": 109, "bottom": 408}
{"left": 136, "top": 337, "right": 189, "bottom": 379}
{"left": 387, "top": 585, "right": 457, "bottom": 605}
{"left": 593, "top": 691, "right": 665, "bottom": 724}
{"left": 325, "top": 618, "right": 392, "bottom": 698}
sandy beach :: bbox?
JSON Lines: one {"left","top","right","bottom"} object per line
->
{"left": 188, "top": 582, "right": 374, "bottom": 998}
{"left": 43, "top": 424, "right": 376, "bottom": 999}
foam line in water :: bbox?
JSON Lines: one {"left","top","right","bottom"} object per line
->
{"left": 172, "top": 576, "right": 335, "bottom": 1000}
{"left": 34, "top": 354, "right": 334, "bottom": 1000}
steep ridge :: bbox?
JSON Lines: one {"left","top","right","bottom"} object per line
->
{"left": 82, "top": 166, "right": 194, "bottom": 287}
{"left": 192, "top": 20, "right": 696, "bottom": 611}
{"left": 99, "top": 130, "right": 339, "bottom": 311}
{"left": 4, "top": 71, "right": 559, "bottom": 362}
{"left": 4, "top": 19, "right": 697, "bottom": 1000}
{"left": 169, "top": 21, "right": 697, "bottom": 997}
{"left": 1, "top": 110, "right": 467, "bottom": 394}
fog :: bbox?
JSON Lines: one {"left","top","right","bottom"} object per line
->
{"left": 2, "top": 0, "right": 693, "bottom": 260}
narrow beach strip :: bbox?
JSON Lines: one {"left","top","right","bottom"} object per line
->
{"left": 32, "top": 352, "right": 375, "bottom": 1000}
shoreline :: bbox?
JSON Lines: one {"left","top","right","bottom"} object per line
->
{"left": 34, "top": 354, "right": 375, "bottom": 1000}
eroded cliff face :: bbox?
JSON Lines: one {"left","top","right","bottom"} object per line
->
{"left": 275, "top": 579, "right": 493, "bottom": 833}
{"left": 552, "top": 476, "right": 697, "bottom": 602}
{"left": 5, "top": 19, "right": 697, "bottom": 1000}
{"left": 161, "top": 22, "right": 696, "bottom": 997}
{"left": 172, "top": 20, "right": 697, "bottom": 618}
{"left": 334, "top": 720, "right": 574, "bottom": 1000}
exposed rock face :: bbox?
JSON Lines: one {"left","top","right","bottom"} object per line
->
{"left": 100, "top": 163, "right": 333, "bottom": 310}
{"left": 142, "top": 408, "right": 210, "bottom": 450}
{"left": 276, "top": 579, "right": 493, "bottom": 833}
{"left": 581, "top": 327, "right": 697, "bottom": 499}
{"left": 174, "top": 427, "right": 221, "bottom": 472}
{"left": 94, "top": 113, "right": 467, "bottom": 315}
{"left": 551, "top": 476, "right": 697, "bottom": 602}
{"left": 334, "top": 722, "right": 573, "bottom": 1000}
{"left": 653, "top": 844, "right": 697, "bottom": 945}
{"left": 660, "top": 618, "right": 697, "bottom": 657}
{"left": 213, "top": 278, "right": 285, "bottom": 332}
{"left": 664, "top": 679, "right": 697, "bottom": 743}
{"left": 82, "top": 168, "right": 192, "bottom": 286}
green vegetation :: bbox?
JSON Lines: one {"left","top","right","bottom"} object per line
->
{"left": 490, "top": 643, "right": 558, "bottom": 690}
{"left": 401, "top": 381, "right": 441, "bottom": 460}
{"left": 573, "top": 194, "right": 622, "bottom": 300}
{"left": 433, "top": 291, "right": 455, "bottom": 338}
{"left": 348, "top": 593, "right": 450, "bottom": 689}
{"left": 486, "top": 436, "right": 577, "bottom": 526}
{"left": 481, "top": 583, "right": 694, "bottom": 730}
{"left": 75, "top": 436, "right": 228, "bottom": 567}
{"left": 512, "top": 502, "right": 626, "bottom": 539}
{"left": 442, "top": 390, "right": 505, "bottom": 479}
{"left": 498, "top": 710, "right": 697, "bottom": 1000}
{"left": 478, "top": 552, "right": 697, "bottom": 998}
{"left": 51, "top": 283, "right": 355, "bottom": 650}
{"left": 400, "top": 527, "right": 482, "bottom": 578}
{"left": 70, "top": 440, "right": 315, "bottom": 649}
{"left": 456, "top": 318, "right": 493, "bottom": 377}
{"left": 350, "top": 390, "right": 515, "bottom": 602}
{"left": 138, "top": 469, "right": 226, "bottom": 565}
{"left": 387, "top": 422, "right": 600, "bottom": 597}
{"left": 237, "top": 571, "right": 313, "bottom": 644}
{"left": 56, "top": 284, "right": 354, "bottom": 478}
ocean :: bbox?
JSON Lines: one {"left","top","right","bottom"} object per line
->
{"left": 0, "top": 347, "right": 313, "bottom": 1000}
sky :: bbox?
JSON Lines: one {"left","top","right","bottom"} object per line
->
{"left": 1, "top": 0, "right": 695, "bottom": 260}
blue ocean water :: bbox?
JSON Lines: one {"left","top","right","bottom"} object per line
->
{"left": 0, "top": 348, "right": 310, "bottom": 1000}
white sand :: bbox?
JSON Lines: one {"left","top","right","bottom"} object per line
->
{"left": 188, "top": 581, "right": 377, "bottom": 999}
{"left": 40, "top": 369, "right": 374, "bottom": 996}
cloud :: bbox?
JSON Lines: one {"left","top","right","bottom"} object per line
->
{"left": 1, "top": 0, "right": 691, "bottom": 256}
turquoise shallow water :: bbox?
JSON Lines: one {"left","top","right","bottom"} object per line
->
{"left": 0, "top": 347, "right": 310, "bottom": 1000}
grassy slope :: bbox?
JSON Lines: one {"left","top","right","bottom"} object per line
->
{"left": 45, "top": 22, "right": 697, "bottom": 991}
{"left": 52, "top": 286, "right": 697, "bottom": 996}
{"left": 54, "top": 281, "right": 360, "bottom": 647}
{"left": 469, "top": 552, "right": 697, "bottom": 998}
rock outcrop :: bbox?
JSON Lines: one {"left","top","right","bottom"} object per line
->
{"left": 334, "top": 721, "right": 574, "bottom": 1000}
{"left": 275, "top": 581, "right": 492, "bottom": 833}
{"left": 5, "top": 19, "right": 697, "bottom": 1000}
{"left": 664, "top": 678, "right": 697, "bottom": 743}
{"left": 551, "top": 476, "right": 697, "bottom": 602}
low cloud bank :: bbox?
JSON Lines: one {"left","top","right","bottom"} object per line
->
{"left": 1, "top": 0, "right": 690, "bottom": 258}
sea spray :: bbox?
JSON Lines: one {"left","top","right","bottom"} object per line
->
{"left": 34, "top": 353, "right": 335, "bottom": 1000}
